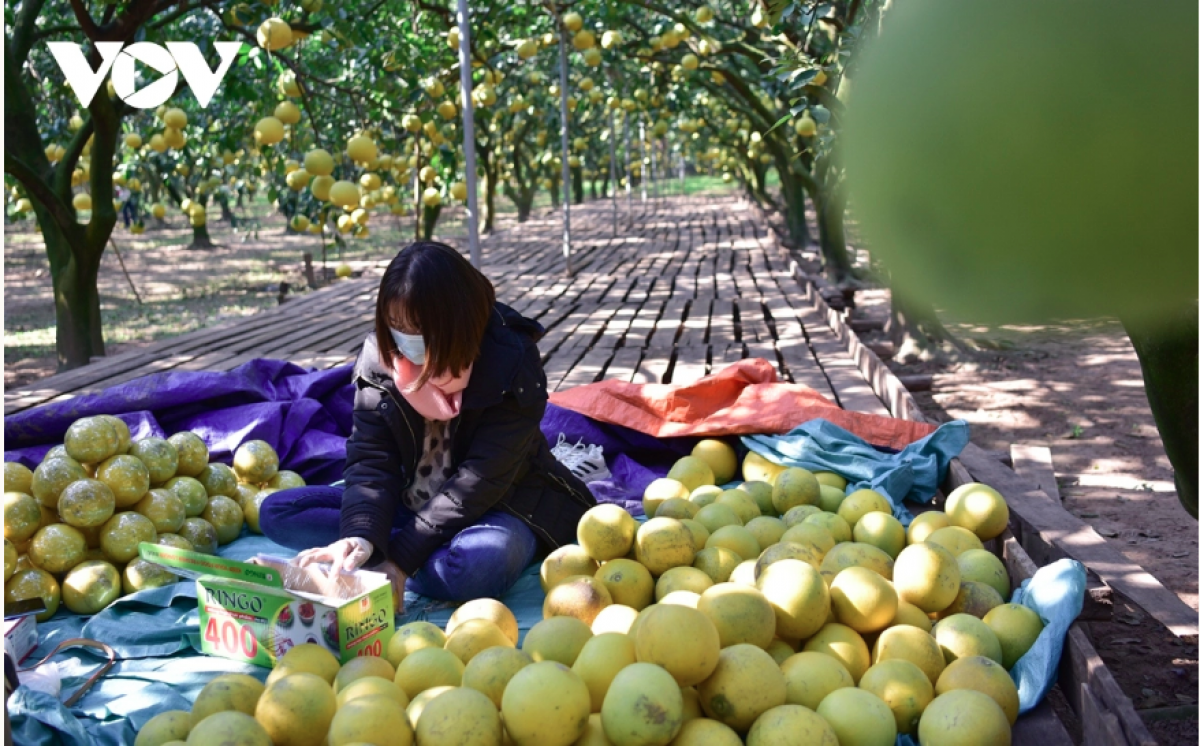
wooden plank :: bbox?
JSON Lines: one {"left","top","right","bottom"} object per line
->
{"left": 707, "top": 299, "right": 736, "bottom": 348}
{"left": 677, "top": 298, "right": 711, "bottom": 348}
{"left": 670, "top": 346, "right": 708, "bottom": 386}
{"left": 604, "top": 348, "right": 644, "bottom": 383}
{"left": 633, "top": 348, "right": 672, "bottom": 384}
{"left": 1010, "top": 444, "right": 1062, "bottom": 501}
{"left": 1011, "top": 698, "right": 1075, "bottom": 746}
{"left": 556, "top": 347, "right": 615, "bottom": 391}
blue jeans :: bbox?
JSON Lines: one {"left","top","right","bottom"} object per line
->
{"left": 258, "top": 486, "right": 539, "bottom": 602}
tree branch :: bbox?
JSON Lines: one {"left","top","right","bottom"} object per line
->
{"left": 9, "top": 0, "right": 49, "bottom": 67}
{"left": 66, "top": 0, "right": 101, "bottom": 39}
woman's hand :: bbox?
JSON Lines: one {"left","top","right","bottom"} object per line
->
{"left": 293, "top": 537, "right": 373, "bottom": 576}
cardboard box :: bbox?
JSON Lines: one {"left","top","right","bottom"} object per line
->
{"left": 3, "top": 616, "right": 38, "bottom": 664}
{"left": 139, "top": 543, "right": 394, "bottom": 668}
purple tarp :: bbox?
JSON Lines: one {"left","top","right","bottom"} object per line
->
{"left": 4, "top": 359, "right": 704, "bottom": 507}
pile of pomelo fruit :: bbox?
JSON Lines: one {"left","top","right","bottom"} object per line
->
{"left": 135, "top": 439, "right": 1044, "bottom": 746}
{"left": 4, "top": 415, "right": 304, "bottom": 620}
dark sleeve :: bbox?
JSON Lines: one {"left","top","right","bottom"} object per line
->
{"left": 339, "top": 392, "right": 405, "bottom": 569}
{"left": 388, "top": 393, "right": 546, "bottom": 575}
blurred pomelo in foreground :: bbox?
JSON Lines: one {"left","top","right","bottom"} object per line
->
{"left": 844, "top": 0, "right": 1195, "bottom": 325}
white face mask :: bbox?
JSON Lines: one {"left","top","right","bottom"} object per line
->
{"left": 389, "top": 328, "right": 426, "bottom": 365}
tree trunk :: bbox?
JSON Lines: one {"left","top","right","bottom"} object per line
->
{"left": 189, "top": 221, "right": 216, "bottom": 249}
{"left": 887, "top": 287, "right": 968, "bottom": 364}
{"left": 40, "top": 216, "right": 105, "bottom": 369}
{"left": 549, "top": 175, "right": 561, "bottom": 209}
{"left": 1123, "top": 307, "right": 1198, "bottom": 517}
{"left": 483, "top": 171, "right": 496, "bottom": 234}
{"left": 422, "top": 203, "right": 443, "bottom": 240}
{"left": 571, "top": 165, "right": 584, "bottom": 205}
{"left": 813, "top": 189, "right": 855, "bottom": 283}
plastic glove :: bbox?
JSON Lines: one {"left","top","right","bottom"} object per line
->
{"left": 293, "top": 537, "right": 373, "bottom": 577}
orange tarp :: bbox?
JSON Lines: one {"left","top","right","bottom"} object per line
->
{"left": 548, "top": 358, "right": 936, "bottom": 451}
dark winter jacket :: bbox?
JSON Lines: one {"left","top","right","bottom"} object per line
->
{"left": 339, "top": 301, "right": 597, "bottom": 576}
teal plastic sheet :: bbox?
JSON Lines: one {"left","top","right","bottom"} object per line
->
{"left": 7, "top": 533, "right": 554, "bottom": 745}
{"left": 741, "top": 418, "right": 970, "bottom": 524}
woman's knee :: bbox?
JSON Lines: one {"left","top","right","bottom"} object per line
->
{"left": 410, "top": 513, "right": 538, "bottom": 601}
{"left": 258, "top": 485, "right": 343, "bottom": 549}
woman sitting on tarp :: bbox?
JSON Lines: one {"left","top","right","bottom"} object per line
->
{"left": 259, "top": 241, "right": 596, "bottom": 608}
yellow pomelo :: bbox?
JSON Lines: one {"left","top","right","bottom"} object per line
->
{"left": 254, "top": 116, "right": 285, "bottom": 145}
{"left": 755, "top": 541, "right": 823, "bottom": 578}
{"left": 781, "top": 504, "right": 822, "bottom": 528}
{"left": 61, "top": 559, "right": 120, "bottom": 614}
{"left": 135, "top": 710, "right": 191, "bottom": 746}
{"left": 818, "top": 485, "right": 847, "bottom": 513}
{"left": 744, "top": 516, "right": 786, "bottom": 549}
{"left": 329, "top": 181, "right": 361, "bottom": 209}
{"left": 4, "top": 539, "right": 15, "bottom": 582}
{"left": 830, "top": 566, "right": 898, "bottom": 633}
{"left": 739, "top": 481, "right": 775, "bottom": 516}
{"left": 772, "top": 468, "right": 820, "bottom": 513}
{"left": 446, "top": 618, "right": 515, "bottom": 663}
{"left": 129, "top": 437, "right": 178, "bottom": 484}
{"left": 982, "top": 603, "right": 1044, "bottom": 669}
{"left": 406, "top": 685, "right": 453, "bottom": 728}
{"left": 30, "top": 523, "right": 87, "bottom": 573}
{"left": 572, "top": 632, "right": 637, "bottom": 711}
{"left": 873, "top": 625, "right": 945, "bottom": 684}
{"left": 816, "top": 687, "right": 897, "bottom": 746}
{"left": 415, "top": 686, "right": 502, "bottom": 745}
{"left": 714, "top": 490, "right": 760, "bottom": 524}
{"left": 5, "top": 462, "right": 34, "bottom": 494}
{"left": 957, "top": 549, "right": 1010, "bottom": 600}
{"left": 918, "top": 689, "right": 1012, "bottom": 746}
{"left": 693, "top": 503, "right": 742, "bottom": 533}
{"left": 925, "top": 526, "right": 984, "bottom": 558}
{"left": 704, "top": 525, "right": 759, "bottom": 561}
{"left": 634, "top": 604, "right": 720, "bottom": 687}
{"left": 64, "top": 416, "right": 121, "bottom": 463}
{"left": 932, "top": 613, "right": 1003, "bottom": 665}
{"left": 522, "top": 615, "right": 593, "bottom": 665}
{"left": 134, "top": 489, "right": 184, "bottom": 533}
{"left": 386, "top": 621, "right": 446, "bottom": 668}
{"left": 6, "top": 491, "right": 44, "bottom": 541}
{"left": 859, "top": 659, "right": 934, "bottom": 734}
{"left": 541, "top": 545, "right": 600, "bottom": 592}
{"left": 658, "top": 591, "right": 701, "bottom": 609}
{"left": 680, "top": 686, "right": 703, "bottom": 722}
{"left": 185, "top": 711, "right": 271, "bottom": 745}
{"left": 336, "top": 676, "right": 409, "bottom": 709}
{"left": 190, "top": 673, "right": 265, "bottom": 728}
{"left": 742, "top": 452, "right": 786, "bottom": 485}
{"left": 802, "top": 623, "right": 870, "bottom": 682}
{"left": 256, "top": 17, "right": 292, "bottom": 50}
{"left": 600, "top": 662, "right": 684, "bottom": 744}
{"left": 757, "top": 559, "right": 829, "bottom": 640}
{"left": 572, "top": 712, "right": 612, "bottom": 746}
{"left": 814, "top": 471, "right": 847, "bottom": 490}
{"left": 907, "top": 518, "right": 945, "bottom": 546}
{"left": 853, "top": 512, "right": 906, "bottom": 559}
{"left": 448, "top": 598, "right": 519, "bottom": 645}
{"left": 819, "top": 542, "right": 895, "bottom": 584}
{"left": 893, "top": 542, "right": 960, "bottom": 613}
{"left": 634, "top": 517, "right": 695, "bottom": 576}
{"left": 5, "top": 568, "right": 60, "bottom": 621}
{"left": 765, "top": 638, "right": 795, "bottom": 665}
{"left": 691, "top": 439, "right": 738, "bottom": 484}
{"left": 837, "top": 489, "right": 892, "bottom": 528}
{"left": 255, "top": 671, "right": 336, "bottom": 746}
{"left": 945, "top": 483, "right": 1010, "bottom": 541}
{"left": 655, "top": 566, "right": 713, "bottom": 600}
{"left": 747, "top": 704, "right": 839, "bottom": 746}
{"left": 328, "top": 694, "right": 414, "bottom": 746}
{"left": 802, "top": 512, "right": 852, "bottom": 543}
{"left": 462, "top": 646, "right": 532, "bottom": 708}
{"left": 667, "top": 456, "right": 715, "bottom": 492}
{"left": 277, "top": 643, "right": 341, "bottom": 683}
{"left": 780, "top": 651, "right": 854, "bottom": 710}
{"left": 304, "top": 149, "right": 335, "bottom": 176}
{"left": 164, "top": 476, "right": 207, "bottom": 517}
{"left": 696, "top": 644, "right": 786, "bottom": 730}
{"left": 594, "top": 558, "right": 654, "bottom": 610}
{"left": 577, "top": 504, "right": 638, "bottom": 561}
{"left": 346, "top": 135, "right": 377, "bottom": 164}
{"left": 32, "top": 457, "right": 87, "bottom": 507}
{"left": 197, "top": 463, "right": 237, "bottom": 499}
{"left": 697, "top": 583, "right": 775, "bottom": 649}
{"left": 202, "top": 496, "right": 243, "bottom": 545}
{"left": 894, "top": 601, "right": 934, "bottom": 632}
{"left": 938, "top": 580, "right": 1004, "bottom": 620}
{"left": 672, "top": 717, "right": 741, "bottom": 745}
{"left": 680, "top": 519, "right": 709, "bottom": 552}
{"left": 936, "top": 655, "right": 1019, "bottom": 725}
{"left": 655, "top": 497, "right": 696, "bottom": 520}
{"left": 97, "top": 455, "right": 151, "bottom": 508}
{"left": 591, "top": 604, "right": 639, "bottom": 634}
{"left": 393, "top": 647, "right": 465, "bottom": 699}
{"left": 688, "top": 485, "right": 722, "bottom": 509}
{"left": 334, "top": 656, "right": 396, "bottom": 694}
{"left": 501, "top": 661, "right": 591, "bottom": 746}
{"left": 779, "top": 523, "right": 835, "bottom": 556}
{"left": 692, "top": 544, "right": 742, "bottom": 584}
{"left": 544, "top": 574, "right": 613, "bottom": 625}
{"left": 232, "top": 440, "right": 278, "bottom": 484}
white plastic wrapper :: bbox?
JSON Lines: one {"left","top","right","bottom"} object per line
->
{"left": 19, "top": 660, "right": 62, "bottom": 699}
